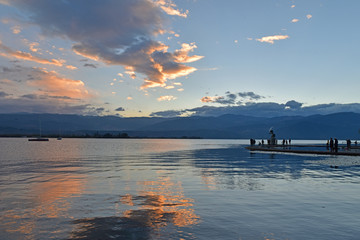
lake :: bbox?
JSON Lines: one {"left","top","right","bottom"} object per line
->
{"left": 1, "top": 138, "right": 360, "bottom": 240}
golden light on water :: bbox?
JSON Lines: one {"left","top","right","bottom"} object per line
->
{"left": 1, "top": 169, "right": 86, "bottom": 238}
{"left": 120, "top": 175, "right": 200, "bottom": 229}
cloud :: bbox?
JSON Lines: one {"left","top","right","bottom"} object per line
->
{"left": 0, "top": 91, "right": 11, "bottom": 98}
{"left": 27, "top": 68, "right": 92, "bottom": 99}
{"left": 201, "top": 91, "right": 265, "bottom": 105}
{"left": 157, "top": 95, "right": 177, "bottom": 101}
{"left": 0, "top": 66, "right": 100, "bottom": 114}
{"left": 11, "top": 25, "right": 21, "bottom": 34}
{"left": 291, "top": 19, "right": 299, "bottom": 23}
{"left": 200, "top": 96, "right": 222, "bottom": 103}
{"left": 66, "top": 65, "right": 78, "bottom": 70}
{"left": 154, "top": 0, "right": 188, "bottom": 18}
{"left": 0, "top": 0, "right": 10, "bottom": 5}
{"left": 238, "top": 91, "right": 264, "bottom": 100}
{"left": 84, "top": 63, "right": 97, "bottom": 68}
{"left": 1, "top": 66, "right": 93, "bottom": 100}
{"left": 150, "top": 102, "right": 360, "bottom": 118}
{"left": 150, "top": 109, "right": 185, "bottom": 118}
{"left": 6, "top": 0, "right": 202, "bottom": 89}
{"left": 95, "top": 107, "right": 105, "bottom": 114}
{"left": 29, "top": 42, "right": 39, "bottom": 52}
{"left": 0, "top": 97, "right": 104, "bottom": 115}
{"left": 256, "top": 35, "right": 289, "bottom": 44}
{"left": 306, "top": 14, "right": 312, "bottom": 19}
{"left": 0, "top": 41, "right": 65, "bottom": 66}
{"left": 285, "top": 100, "right": 303, "bottom": 109}
{"left": 115, "top": 107, "right": 125, "bottom": 112}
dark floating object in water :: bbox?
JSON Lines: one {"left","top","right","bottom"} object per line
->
{"left": 330, "top": 165, "right": 339, "bottom": 169}
{"left": 28, "top": 138, "right": 49, "bottom": 141}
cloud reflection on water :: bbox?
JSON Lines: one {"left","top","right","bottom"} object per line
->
{"left": 69, "top": 175, "right": 199, "bottom": 239}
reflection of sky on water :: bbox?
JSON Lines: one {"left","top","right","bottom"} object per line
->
{"left": 1, "top": 138, "right": 360, "bottom": 239}
{"left": 70, "top": 175, "right": 199, "bottom": 239}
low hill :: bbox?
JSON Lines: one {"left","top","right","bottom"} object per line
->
{"left": 0, "top": 112, "right": 359, "bottom": 139}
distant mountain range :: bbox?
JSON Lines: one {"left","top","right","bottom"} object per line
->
{"left": 0, "top": 112, "right": 359, "bottom": 139}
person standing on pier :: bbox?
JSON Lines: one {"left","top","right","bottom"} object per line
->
{"left": 329, "top": 138, "right": 334, "bottom": 152}
{"left": 334, "top": 138, "right": 338, "bottom": 153}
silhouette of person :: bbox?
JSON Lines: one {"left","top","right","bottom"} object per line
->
{"left": 329, "top": 138, "right": 334, "bottom": 152}
{"left": 334, "top": 138, "right": 338, "bottom": 153}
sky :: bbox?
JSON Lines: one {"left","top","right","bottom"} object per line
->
{"left": 0, "top": 0, "right": 359, "bottom": 118}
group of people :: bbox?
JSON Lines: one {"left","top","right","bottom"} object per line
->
{"left": 250, "top": 138, "right": 292, "bottom": 146}
{"left": 327, "top": 138, "right": 358, "bottom": 152}
{"left": 282, "top": 139, "right": 291, "bottom": 146}
{"left": 327, "top": 138, "right": 339, "bottom": 152}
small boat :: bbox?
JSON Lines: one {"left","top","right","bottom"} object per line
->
{"left": 28, "top": 138, "right": 49, "bottom": 141}
{"left": 57, "top": 137, "right": 62, "bottom": 140}
{"left": 28, "top": 119, "right": 49, "bottom": 141}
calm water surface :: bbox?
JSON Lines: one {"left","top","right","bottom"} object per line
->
{"left": 1, "top": 138, "right": 360, "bottom": 240}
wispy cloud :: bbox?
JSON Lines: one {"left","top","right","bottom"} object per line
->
{"left": 5, "top": 0, "right": 202, "bottom": 90}
{"left": 157, "top": 95, "right": 177, "bottom": 101}
{"left": 0, "top": 41, "right": 65, "bottom": 66}
{"left": 154, "top": 0, "right": 188, "bottom": 18}
{"left": 291, "top": 18, "right": 299, "bottom": 23}
{"left": 306, "top": 14, "right": 313, "bottom": 19}
{"left": 84, "top": 63, "right": 97, "bottom": 69}
{"left": 1, "top": 66, "right": 93, "bottom": 100}
{"left": 256, "top": 35, "right": 289, "bottom": 44}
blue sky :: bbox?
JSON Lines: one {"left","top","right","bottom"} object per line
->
{"left": 0, "top": 0, "right": 359, "bottom": 117}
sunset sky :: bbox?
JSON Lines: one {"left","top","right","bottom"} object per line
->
{"left": 0, "top": 0, "right": 359, "bottom": 117}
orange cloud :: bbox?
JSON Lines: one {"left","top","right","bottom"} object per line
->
{"left": 174, "top": 43, "right": 204, "bottom": 63}
{"left": 11, "top": 25, "right": 21, "bottom": 34}
{"left": 154, "top": 0, "right": 188, "bottom": 18}
{"left": 256, "top": 35, "right": 289, "bottom": 44}
{"left": 29, "top": 42, "right": 40, "bottom": 52}
{"left": 200, "top": 96, "right": 222, "bottom": 103}
{"left": 28, "top": 69, "right": 92, "bottom": 99}
{"left": 291, "top": 18, "right": 299, "bottom": 23}
{"left": 66, "top": 65, "right": 78, "bottom": 70}
{"left": 0, "top": 41, "right": 65, "bottom": 66}
{"left": 307, "top": 14, "right": 313, "bottom": 19}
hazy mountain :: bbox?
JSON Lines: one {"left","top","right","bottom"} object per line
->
{"left": 0, "top": 112, "right": 359, "bottom": 139}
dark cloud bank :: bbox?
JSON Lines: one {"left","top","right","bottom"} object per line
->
{"left": 150, "top": 101, "right": 360, "bottom": 118}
